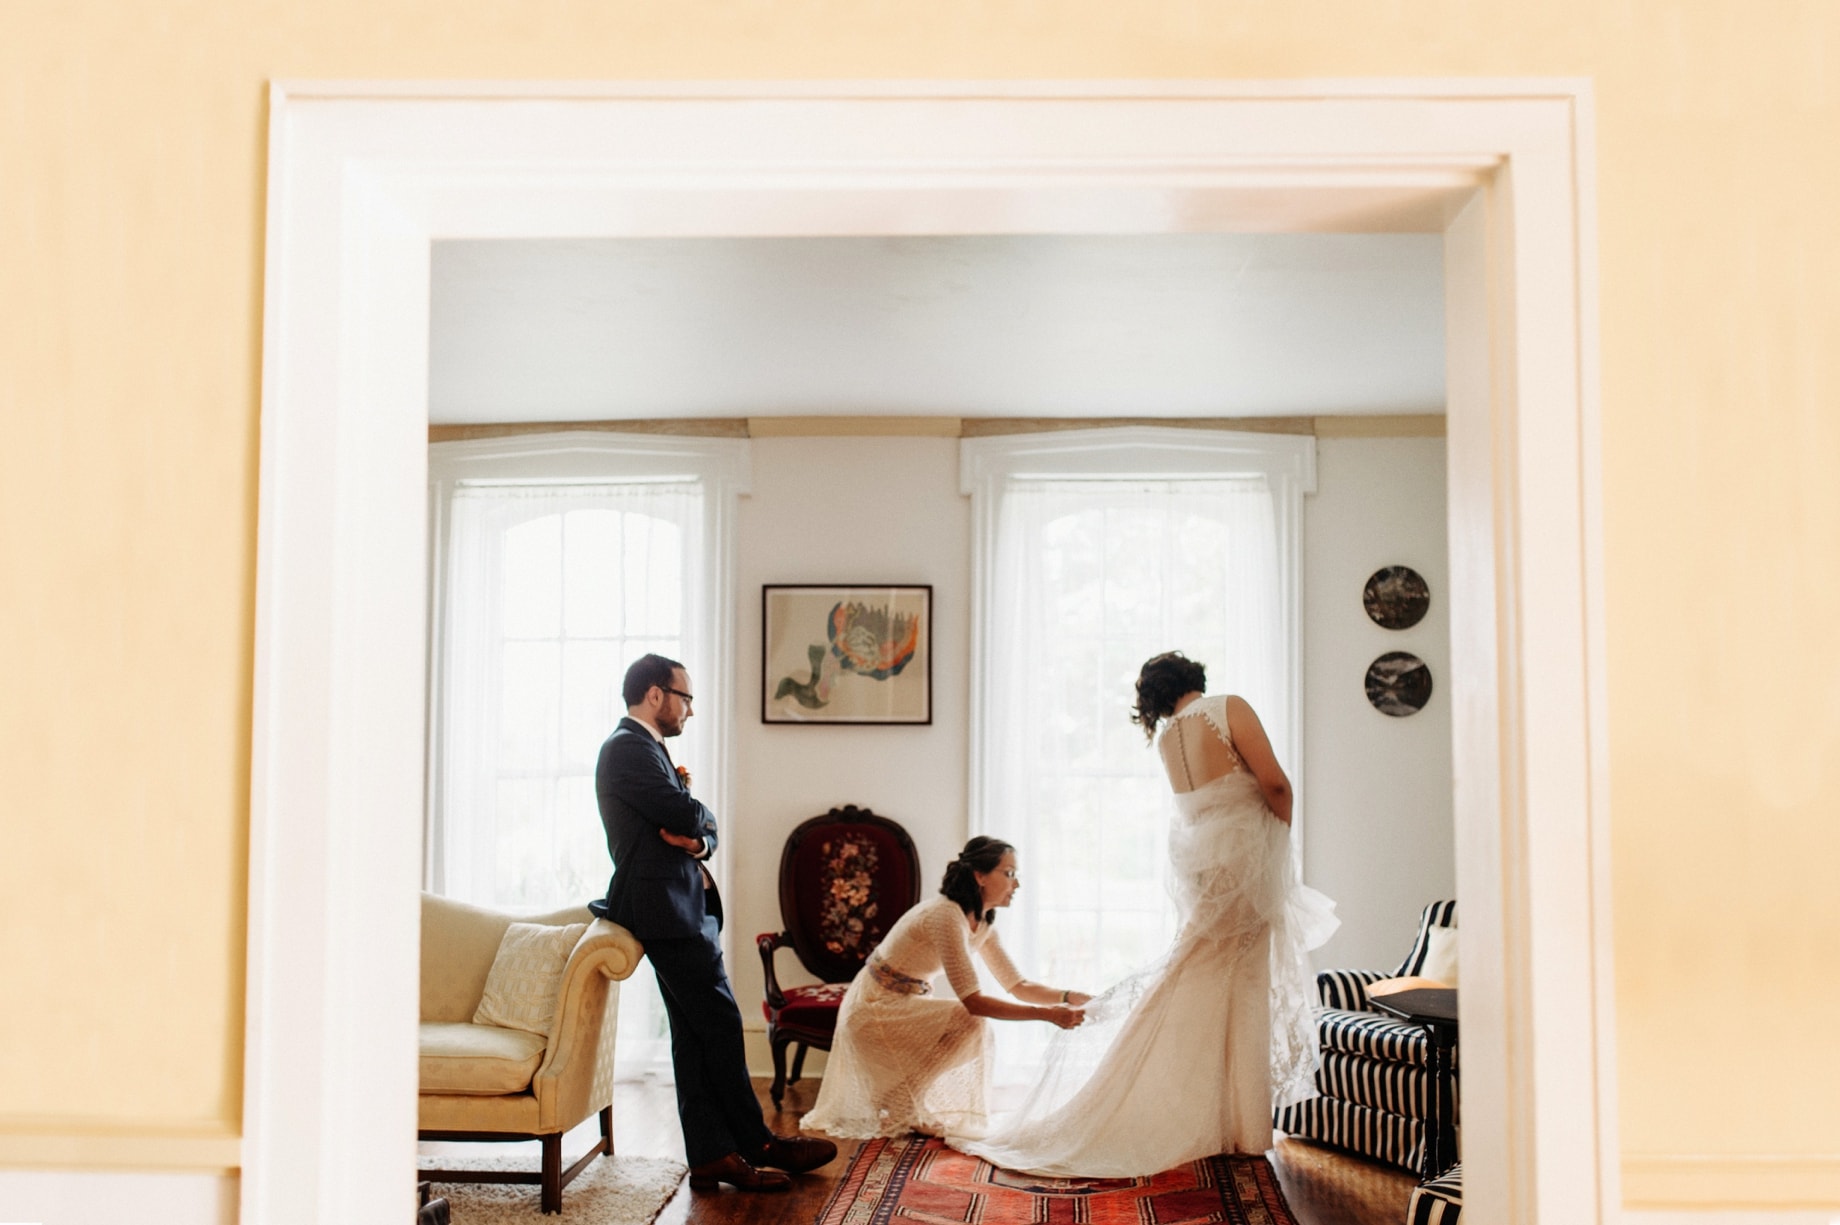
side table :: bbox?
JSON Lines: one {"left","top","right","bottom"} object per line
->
{"left": 1369, "top": 986, "right": 1459, "bottom": 1182}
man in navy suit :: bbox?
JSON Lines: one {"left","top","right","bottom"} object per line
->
{"left": 594, "top": 653, "right": 836, "bottom": 1192}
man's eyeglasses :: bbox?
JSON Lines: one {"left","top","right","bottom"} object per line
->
{"left": 663, "top": 687, "right": 695, "bottom": 708}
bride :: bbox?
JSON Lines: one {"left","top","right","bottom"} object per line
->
{"left": 952, "top": 651, "right": 1338, "bottom": 1177}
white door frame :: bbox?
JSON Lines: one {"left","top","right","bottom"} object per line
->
{"left": 249, "top": 81, "right": 1614, "bottom": 1224}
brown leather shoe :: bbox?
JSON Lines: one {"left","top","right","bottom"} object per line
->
{"left": 687, "top": 1152, "right": 792, "bottom": 1192}
{"left": 755, "top": 1132, "right": 839, "bottom": 1174}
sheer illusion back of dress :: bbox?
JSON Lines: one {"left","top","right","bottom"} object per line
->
{"left": 1158, "top": 694, "right": 1247, "bottom": 791}
{"left": 955, "top": 695, "right": 1336, "bottom": 1178}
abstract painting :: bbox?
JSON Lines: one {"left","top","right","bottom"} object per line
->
{"left": 762, "top": 585, "right": 932, "bottom": 724}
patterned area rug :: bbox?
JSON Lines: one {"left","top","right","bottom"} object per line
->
{"left": 817, "top": 1137, "right": 1299, "bottom": 1225}
{"left": 419, "top": 1152, "right": 685, "bottom": 1224}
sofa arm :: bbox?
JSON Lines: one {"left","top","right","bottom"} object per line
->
{"left": 531, "top": 920, "right": 644, "bottom": 1130}
{"left": 1316, "top": 968, "right": 1387, "bottom": 1011}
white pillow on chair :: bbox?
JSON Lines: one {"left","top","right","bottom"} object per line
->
{"left": 1419, "top": 924, "right": 1460, "bottom": 988}
{"left": 472, "top": 921, "right": 588, "bottom": 1036}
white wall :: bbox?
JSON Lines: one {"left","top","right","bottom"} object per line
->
{"left": 726, "top": 436, "right": 971, "bottom": 1074}
{"left": 1299, "top": 435, "right": 1455, "bottom": 972}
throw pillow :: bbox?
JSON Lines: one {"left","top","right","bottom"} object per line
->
{"left": 1419, "top": 924, "right": 1460, "bottom": 988}
{"left": 473, "top": 921, "right": 589, "bottom": 1037}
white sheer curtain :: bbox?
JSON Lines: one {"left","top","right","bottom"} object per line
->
{"left": 979, "top": 477, "right": 1284, "bottom": 1080}
{"left": 434, "top": 479, "right": 702, "bottom": 1077}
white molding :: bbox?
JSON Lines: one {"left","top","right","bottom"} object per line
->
{"left": 1621, "top": 1155, "right": 1840, "bottom": 1216}
{"left": 958, "top": 426, "right": 1315, "bottom": 854}
{"left": 0, "top": 1170, "right": 237, "bottom": 1225}
{"left": 251, "top": 82, "right": 1611, "bottom": 1223}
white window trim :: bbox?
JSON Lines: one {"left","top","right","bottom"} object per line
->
{"left": 426, "top": 430, "right": 752, "bottom": 907}
{"left": 960, "top": 426, "right": 1316, "bottom": 849}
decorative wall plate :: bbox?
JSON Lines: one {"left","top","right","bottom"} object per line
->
{"left": 1363, "top": 565, "right": 1430, "bottom": 629}
{"left": 1365, "top": 651, "right": 1433, "bottom": 716}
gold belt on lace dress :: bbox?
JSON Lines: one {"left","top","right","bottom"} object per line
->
{"left": 867, "top": 957, "right": 932, "bottom": 996}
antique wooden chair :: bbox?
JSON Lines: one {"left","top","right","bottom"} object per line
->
{"left": 757, "top": 805, "right": 921, "bottom": 1108}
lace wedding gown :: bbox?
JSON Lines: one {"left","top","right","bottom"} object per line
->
{"left": 955, "top": 695, "right": 1338, "bottom": 1177}
{"left": 802, "top": 894, "right": 1027, "bottom": 1139}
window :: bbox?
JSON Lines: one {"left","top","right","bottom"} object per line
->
{"left": 962, "top": 428, "right": 1312, "bottom": 1078}
{"left": 427, "top": 433, "right": 750, "bottom": 1077}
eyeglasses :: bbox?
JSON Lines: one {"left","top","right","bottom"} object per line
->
{"left": 663, "top": 687, "right": 695, "bottom": 708}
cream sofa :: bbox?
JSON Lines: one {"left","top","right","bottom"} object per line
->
{"left": 419, "top": 892, "right": 644, "bottom": 1214}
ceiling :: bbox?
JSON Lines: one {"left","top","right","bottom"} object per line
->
{"left": 427, "top": 234, "right": 1446, "bottom": 425}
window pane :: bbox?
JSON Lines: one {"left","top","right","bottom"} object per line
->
{"left": 562, "top": 641, "right": 623, "bottom": 770}
{"left": 555, "top": 776, "right": 607, "bottom": 905}
{"left": 564, "top": 509, "right": 624, "bottom": 638}
{"left": 500, "top": 641, "right": 560, "bottom": 770}
{"left": 502, "top": 515, "right": 562, "bottom": 638}
{"left": 494, "top": 778, "right": 554, "bottom": 909}
{"left": 624, "top": 515, "right": 683, "bottom": 637}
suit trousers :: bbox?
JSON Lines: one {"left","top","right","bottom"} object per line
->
{"left": 645, "top": 915, "right": 774, "bottom": 1166}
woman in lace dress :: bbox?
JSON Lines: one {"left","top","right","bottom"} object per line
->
{"left": 802, "top": 836, "right": 1092, "bottom": 1140}
{"left": 954, "top": 651, "right": 1337, "bottom": 1177}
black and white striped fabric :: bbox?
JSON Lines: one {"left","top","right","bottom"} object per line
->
{"left": 1274, "top": 900, "right": 1460, "bottom": 1173}
{"left": 1317, "top": 1009, "right": 1463, "bottom": 1073}
{"left": 1316, "top": 1050, "right": 1437, "bottom": 1120}
{"left": 1407, "top": 1162, "right": 1463, "bottom": 1224}
{"left": 1315, "top": 968, "right": 1386, "bottom": 1011}
{"left": 1273, "top": 1095, "right": 1424, "bottom": 1169}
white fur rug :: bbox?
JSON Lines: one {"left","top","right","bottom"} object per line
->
{"left": 419, "top": 1152, "right": 686, "bottom": 1223}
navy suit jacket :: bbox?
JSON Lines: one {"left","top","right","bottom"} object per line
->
{"left": 594, "top": 716, "right": 722, "bottom": 939}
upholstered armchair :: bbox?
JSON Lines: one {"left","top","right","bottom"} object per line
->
{"left": 1274, "top": 900, "right": 1459, "bottom": 1174}
{"left": 757, "top": 805, "right": 921, "bottom": 1108}
{"left": 418, "top": 892, "right": 643, "bottom": 1214}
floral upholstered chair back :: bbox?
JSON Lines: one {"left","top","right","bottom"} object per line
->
{"left": 779, "top": 805, "right": 921, "bottom": 983}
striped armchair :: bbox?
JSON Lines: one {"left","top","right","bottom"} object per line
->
{"left": 1274, "top": 900, "right": 1458, "bottom": 1173}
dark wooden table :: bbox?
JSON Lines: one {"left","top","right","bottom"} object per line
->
{"left": 1368, "top": 987, "right": 1458, "bottom": 1182}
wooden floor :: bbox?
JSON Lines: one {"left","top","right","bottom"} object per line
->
{"left": 439, "top": 1075, "right": 1420, "bottom": 1225}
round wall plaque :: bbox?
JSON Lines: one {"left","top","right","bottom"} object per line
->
{"left": 1365, "top": 651, "right": 1433, "bottom": 716}
{"left": 1363, "top": 565, "right": 1430, "bottom": 630}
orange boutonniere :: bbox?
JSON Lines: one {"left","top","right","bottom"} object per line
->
{"left": 676, "top": 765, "right": 692, "bottom": 790}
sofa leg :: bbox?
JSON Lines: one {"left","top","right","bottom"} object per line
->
{"left": 541, "top": 1132, "right": 562, "bottom": 1214}
{"left": 599, "top": 1105, "right": 613, "bottom": 1154}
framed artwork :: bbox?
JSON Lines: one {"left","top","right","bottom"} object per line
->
{"left": 1365, "top": 650, "right": 1434, "bottom": 717}
{"left": 762, "top": 585, "right": 932, "bottom": 724}
{"left": 1363, "top": 565, "right": 1431, "bottom": 629}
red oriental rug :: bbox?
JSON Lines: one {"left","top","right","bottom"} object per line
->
{"left": 816, "top": 1137, "right": 1300, "bottom": 1225}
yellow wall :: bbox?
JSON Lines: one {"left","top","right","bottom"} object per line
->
{"left": 5, "top": 0, "right": 1838, "bottom": 1206}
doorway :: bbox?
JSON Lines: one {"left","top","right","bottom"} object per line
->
{"left": 247, "top": 82, "right": 1611, "bottom": 1224}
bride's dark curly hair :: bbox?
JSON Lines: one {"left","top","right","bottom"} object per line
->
{"left": 1130, "top": 651, "right": 1208, "bottom": 741}
{"left": 939, "top": 835, "right": 1015, "bottom": 926}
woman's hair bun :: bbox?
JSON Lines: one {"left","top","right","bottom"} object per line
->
{"left": 1131, "top": 651, "right": 1207, "bottom": 741}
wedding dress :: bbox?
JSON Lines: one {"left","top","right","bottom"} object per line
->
{"left": 802, "top": 894, "right": 1026, "bottom": 1139}
{"left": 954, "top": 694, "right": 1338, "bottom": 1177}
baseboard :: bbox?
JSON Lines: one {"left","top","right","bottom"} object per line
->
{"left": 0, "top": 1169, "right": 238, "bottom": 1225}
{"left": 1623, "top": 1153, "right": 1840, "bottom": 1212}
{"left": 742, "top": 1026, "right": 828, "bottom": 1083}
{"left": 1626, "top": 1206, "right": 1840, "bottom": 1213}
